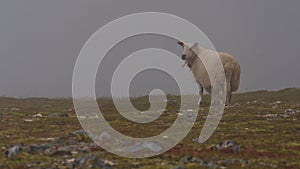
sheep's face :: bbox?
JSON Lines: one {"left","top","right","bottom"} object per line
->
{"left": 177, "top": 42, "right": 198, "bottom": 61}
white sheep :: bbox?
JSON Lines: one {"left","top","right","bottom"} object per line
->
{"left": 177, "top": 42, "right": 241, "bottom": 105}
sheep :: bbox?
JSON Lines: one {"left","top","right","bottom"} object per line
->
{"left": 177, "top": 42, "right": 241, "bottom": 105}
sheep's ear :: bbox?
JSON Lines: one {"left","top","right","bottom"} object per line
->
{"left": 193, "top": 43, "right": 199, "bottom": 47}
{"left": 177, "top": 41, "right": 184, "bottom": 47}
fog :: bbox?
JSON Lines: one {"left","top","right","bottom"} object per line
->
{"left": 0, "top": 0, "right": 299, "bottom": 97}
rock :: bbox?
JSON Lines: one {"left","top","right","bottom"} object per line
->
{"left": 269, "top": 101, "right": 283, "bottom": 106}
{"left": 218, "top": 159, "right": 248, "bottom": 166}
{"left": 271, "top": 105, "right": 279, "bottom": 110}
{"left": 280, "top": 109, "right": 296, "bottom": 118}
{"left": 246, "top": 100, "right": 257, "bottom": 104}
{"left": 180, "top": 155, "right": 193, "bottom": 163}
{"left": 10, "top": 107, "right": 20, "bottom": 111}
{"left": 225, "top": 103, "right": 240, "bottom": 108}
{"left": 67, "top": 139, "right": 78, "bottom": 145}
{"left": 70, "top": 155, "right": 111, "bottom": 169}
{"left": 50, "top": 150, "right": 72, "bottom": 156}
{"left": 181, "top": 156, "right": 204, "bottom": 164}
{"left": 4, "top": 145, "right": 22, "bottom": 157}
{"left": 285, "top": 109, "right": 295, "bottom": 114}
{"left": 162, "top": 135, "right": 169, "bottom": 139}
{"left": 0, "top": 113, "right": 3, "bottom": 118}
{"left": 38, "top": 137, "right": 56, "bottom": 142}
{"left": 63, "top": 108, "right": 74, "bottom": 112}
{"left": 212, "top": 140, "right": 241, "bottom": 152}
{"left": 94, "top": 131, "right": 111, "bottom": 141}
{"left": 92, "top": 160, "right": 111, "bottom": 169}
{"left": 262, "top": 114, "right": 277, "bottom": 120}
{"left": 207, "top": 161, "right": 217, "bottom": 168}
{"left": 24, "top": 119, "right": 34, "bottom": 122}
{"left": 177, "top": 112, "right": 184, "bottom": 116}
{"left": 120, "top": 141, "right": 162, "bottom": 153}
{"left": 77, "top": 115, "right": 86, "bottom": 119}
{"left": 33, "top": 113, "right": 43, "bottom": 118}
{"left": 48, "top": 113, "right": 69, "bottom": 117}
{"left": 70, "top": 130, "right": 90, "bottom": 141}
{"left": 28, "top": 143, "right": 52, "bottom": 154}
{"left": 0, "top": 135, "right": 9, "bottom": 139}
{"left": 171, "top": 166, "right": 186, "bottom": 169}
{"left": 180, "top": 156, "right": 208, "bottom": 167}
{"left": 70, "top": 130, "right": 88, "bottom": 137}
{"left": 104, "top": 159, "right": 116, "bottom": 166}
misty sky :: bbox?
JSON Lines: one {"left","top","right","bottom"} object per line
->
{"left": 0, "top": 0, "right": 299, "bottom": 98}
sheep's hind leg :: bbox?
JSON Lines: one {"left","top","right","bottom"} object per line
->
{"left": 225, "top": 82, "right": 231, "bottom": 106}
{"left": 198, "top": 85, "right": 203, "bottom": 105}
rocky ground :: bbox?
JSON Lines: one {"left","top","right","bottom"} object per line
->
{"left": 0, "top": 88, "right": 300, "bottom": 169}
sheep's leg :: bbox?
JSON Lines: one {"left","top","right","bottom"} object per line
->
{"left": 225, "top": 82, "right": 231, "bottom": 106}
{"left": 198, "top": 85, "right": 203, "bottom": 105}
{"left": 228, "top": 92, "right": 232, "bottom": 104}
{"left": 224, "top": 64, "right": 234, "bottom": 106}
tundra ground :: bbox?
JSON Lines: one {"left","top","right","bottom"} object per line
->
{"left": 0, "top": 88, "right": 299, "bottom": 169}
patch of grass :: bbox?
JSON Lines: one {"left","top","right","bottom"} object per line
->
{"left": 0, "top": 88, "right": 300, "bottom": 168}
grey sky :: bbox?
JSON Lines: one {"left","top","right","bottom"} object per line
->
{"left": 0, "top": 0, "right": 299, "bottom": 97}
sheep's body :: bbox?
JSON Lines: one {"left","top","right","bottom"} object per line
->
{"left": 185, "top": 45, "right": 240, "bottom": 105}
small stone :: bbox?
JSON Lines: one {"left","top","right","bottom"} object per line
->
{"left": 271, "top": 105, "right": 279, "bottom": 110}
{"left": 280, "top": 109, "right": 296, "bottom": 118}
{"left": 104, "top": 159, "right": 116, "bottom": 166}
{"left": 4, "top": 145, "right": 22, "bottom": 157}
{"left": 70, "top": 130, "right": 90, "bottom": 141}
{"left": 71, "top": 151, "right": 79, "bottom": 155}
{"left": 120, "top": 141, "right": 162, "bottom": 153}
{"left": 207, "top": 161, "right": 217, "bottom": 168}
{"left": 177, "top": 111, "right": 185, "bottom": 116}
{"left": 25, "top": 164, "right": 32, "bottom": 168}
{"left": 33, "top": 113, "right": 43, "bottom": 118}
{"left": 48, "top": 113, "right": 69, "bottom": 117}
{"left": 50, "top": 150, "right": 72, "bottom": 156}
{"left": 70, "top": 130, "right": 88, "bottom": 136}
{"left": 10, "top": 108, "right": 20, "bottom": 111}
{"left": 66, "top": 158, "right": 75, "bottom": 163}
{"left": 24, "top": 119, "right": 34, "bottom": 122}
{"left": 247, "top": 100, "right": 257, "bottom": 104}
{"left": 71, "top": 155, "right": 111, "bottom": 169}
{"left": 28, "top": 143, "right": 51, "bottom": 154}
{"left": 180, "top": 155, "right": 193, "bottom": 163}
{"left": 218, "top": 159, "right": 243, "bottom": 165}
{"left": 180, "top": 156, "right": 205, "bottom": 166}
{"left": 263, "top": 114, "right": 277, "bottom": 118}
{"left": 163, "top": 135, "right": 168, "bottom": 139}
{"left": 95, "top": 131, "right": 111, "bottom": 141}
{"left": 171, "top": 166, "right": 186, "bottom": 169}
{"left": 285, "top": 109, "right": 295, "bottom": 115}
{"left": 212, "top": 140, "right": 241, "bottom": 152}
{"left": 77, "top": 115, "right": 86, "bottom": 119}
{"left": 39, "top": 137, "right": 56, "bottom": 142}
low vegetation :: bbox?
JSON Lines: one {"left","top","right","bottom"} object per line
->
{"left": 0, "top": 88, "right": 299, "bottom": 168}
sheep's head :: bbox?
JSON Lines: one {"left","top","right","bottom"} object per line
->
{"left": 177, "top": 42, "right": 198, "bottom": 61}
